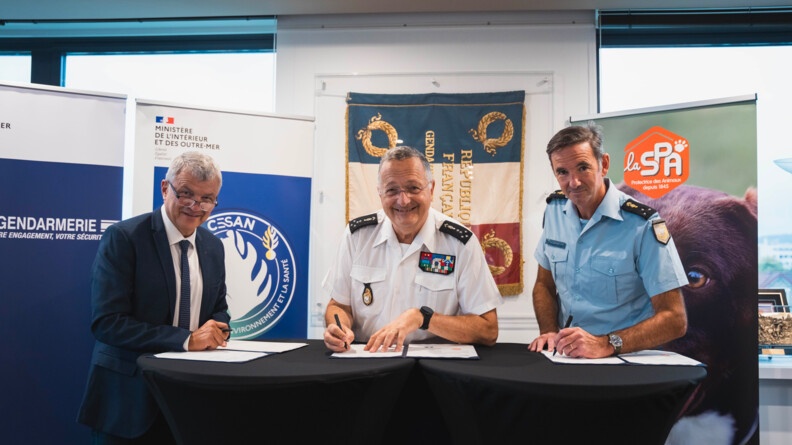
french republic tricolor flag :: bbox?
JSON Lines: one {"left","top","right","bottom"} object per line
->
{"left": 155, "top": 116, "right": 175, "bottom": 124}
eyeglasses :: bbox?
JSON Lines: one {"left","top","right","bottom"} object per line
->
{"left": 378, "top": 182, "right": 431, "bottom": 198}
{"left": 168, "top": 181, "right": 218, "bottom": 212}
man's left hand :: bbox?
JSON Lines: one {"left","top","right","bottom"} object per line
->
{"left": 364, "top": 308, "right": 422, "bottom": 352}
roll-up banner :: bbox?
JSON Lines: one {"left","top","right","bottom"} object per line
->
{"left": 573, "top": 95, "right": 758, "bottom": 445}
{"left": 0, "top": 82, "right": 126, "bottom": 443}
{"left": 134, "top": 101, "right": 314, "bottom": 339}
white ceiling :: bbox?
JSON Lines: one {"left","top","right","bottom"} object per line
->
{"left": 2, "top": 0, "right": 790, "bottom": 21}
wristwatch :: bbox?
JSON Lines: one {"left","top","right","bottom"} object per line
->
{"left": 419, "top": 306, "right": 434, "bottom": 330}
{"left": 607, "top": 333, "right": 623, "bottom": 355}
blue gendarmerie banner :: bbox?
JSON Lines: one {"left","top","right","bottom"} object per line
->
{"left": 346, "top": 91, "right": 525, "bottom": 295}
{"left": 0, "top": 82, "right": 125, "bottom": 444}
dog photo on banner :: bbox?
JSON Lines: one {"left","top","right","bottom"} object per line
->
{"left": 346, "top": 91, "right": 525, "bottom": 296}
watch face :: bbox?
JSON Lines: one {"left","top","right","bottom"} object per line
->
{"left": 610, "top": 334, "right": 623, "bottom": 347}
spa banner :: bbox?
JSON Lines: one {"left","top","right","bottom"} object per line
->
{"left": 573, "top": 95, "right": 758, "bottom": 445}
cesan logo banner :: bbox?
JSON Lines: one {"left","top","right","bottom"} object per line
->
{"left": 623, "top": 126, "right": 690, "bottom": 199}
{"left": 206, "top": 210, "right": 297, "bottom": 339}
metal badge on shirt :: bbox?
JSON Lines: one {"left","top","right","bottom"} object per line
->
{"left": 362, "top": 283, "right": 374, "bottom": 306}
{"left": 652, "top": 219, "right": 671, "bottom": 245}
{"left": 419, "top": 251, "right": 456, "bottom": 275}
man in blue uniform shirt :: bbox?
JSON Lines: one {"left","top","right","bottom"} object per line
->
{"left": 528, "top": 124, "right": 688, "bottom": 358}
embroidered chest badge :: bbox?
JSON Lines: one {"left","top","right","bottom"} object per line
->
{"left": 362, "top": 283, "right": 373, "bottom": 305}
{"left": 652, "top": 219, "right": 671, "bottom": 245}
{"left": 419, "top": 251, "right": 456, "bottom": 275}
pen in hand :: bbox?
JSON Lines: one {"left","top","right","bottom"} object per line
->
{"left": 552, "top": 314, "right": 574, "bottom": 356}
{"left": 334, "top": 313, "right": 348, "bottom": 350}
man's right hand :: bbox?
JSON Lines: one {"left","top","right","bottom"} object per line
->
{"left": 323, "top": 321, "right": 354, "bottom": 352}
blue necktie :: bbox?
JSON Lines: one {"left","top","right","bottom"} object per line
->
{"left": 178, "top": 240, "right": 191, "bottom": 330}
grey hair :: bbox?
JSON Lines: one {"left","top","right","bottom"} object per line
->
{"left": 546, "top": 122, "right": 605, "bottom": 162}
{"left": 165, "top": 151, "right": 223, "bottom": 188}
{"left": 377, "top": 146, "right": 433, "bottom": 184}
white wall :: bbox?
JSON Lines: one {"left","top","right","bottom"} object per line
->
{"left": 274, "top": 11, "right": 598, "bottom": 340}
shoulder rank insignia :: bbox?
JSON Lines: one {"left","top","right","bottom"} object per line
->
{"left": 546, "top": 190, "right": 566, "bottom": 204}
{"left": 621, "top": 199, "right": 656, "bottom": 220}
{"left": 652, "top": 219, "right": 671, "bottom": 245}
{"left": 349, "top": 213, "right": 378, "bottom": 234}
{"left": 419, "top": 251, "right": 456, "bottom": 275}
{"left": 439, "top": 220, "right": 472, "bottom": 245}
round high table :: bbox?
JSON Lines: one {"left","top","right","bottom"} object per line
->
{"left": 137, "top": 340, "right": 415, "bottom": 445}
{"left": 419, "top": 342, "right": 707, "bottom": 445}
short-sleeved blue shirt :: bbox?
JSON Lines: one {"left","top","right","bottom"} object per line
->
{"left": 534, "top": 180, "right": 688, "bottom": 335}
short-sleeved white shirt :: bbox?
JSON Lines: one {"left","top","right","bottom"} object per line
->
{"left": 323, "top": 208, "right": 503, "bottom": 343}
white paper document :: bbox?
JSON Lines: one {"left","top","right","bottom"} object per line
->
{"left": 331, "top": 343, "right": 478, "bottom": 359}
{"left": 331, "top": 344, "right": 404, "bottom": 358}
{"left": 541, "top": 349, "right": 703, "bottom": 366}
{"left": 405, "top": 344, "right": 478, "bottom": 359}
{"left": 154, "top": 349, "right": 268, "bottom": 363}
{"left": 541, "top": 350, "right": 624, "bottom": 364}
{"left": 618, "top": 350, "right": 703, "bottom": 366}
{"left": 218, "top": 340, "right": 308, "bottom": 354}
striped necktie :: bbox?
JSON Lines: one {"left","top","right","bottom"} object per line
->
{"left": 178, "top": 240, "right": 191, "bottom": 330}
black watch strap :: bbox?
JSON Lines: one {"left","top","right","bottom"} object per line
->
{"left": 420, "top": 306, "right": 434, "bottom": 330}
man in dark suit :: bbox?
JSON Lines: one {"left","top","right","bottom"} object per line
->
{"left": 78, "top": 151, "right": 230, "bottom": 444}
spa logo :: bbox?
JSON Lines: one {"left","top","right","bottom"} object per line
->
{"left": 623, "top": 126, "right": 689, "bottom": 199}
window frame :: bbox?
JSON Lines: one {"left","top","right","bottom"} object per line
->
{"left": 0, "top": 33, "right": 275, "bottom": 86}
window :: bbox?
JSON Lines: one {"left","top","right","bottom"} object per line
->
{"left": 0, "top": 53, "right": 31, "bottom": 83}
{"left": 598, "top": 8, "right": 792, "bottom": 298}
{"left": 0, "top": 17, "right": 276, "bottom": 111}
{"left": 65, "top": 52, "right": 275, "bottom": 112}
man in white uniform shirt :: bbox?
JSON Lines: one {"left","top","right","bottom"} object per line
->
{"left": 323, "top": 146, "right": 502, "bottom": 352}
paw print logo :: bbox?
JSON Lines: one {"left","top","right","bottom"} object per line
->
{"left": 674, "top": 139, "right": 688, "bottom": 153}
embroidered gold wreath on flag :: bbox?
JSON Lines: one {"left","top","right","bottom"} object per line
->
{"left": 481, "top": 229, "right": 513, "bottom": 276}
{"left": 469, "top": 111, "right": 514, "bottom": 156}
{"left": 355, "top": 113, "right": 399, "bottom": 157}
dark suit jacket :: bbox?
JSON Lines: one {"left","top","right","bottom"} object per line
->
{"left": 77, "top": 208, "right": 229, "bottom": 438}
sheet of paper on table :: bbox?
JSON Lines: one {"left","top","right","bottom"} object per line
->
{"left": 541, "top": 349, "right": 703, "bottom": 366}
{"left": 331, "top": 344, "right": 403, "bottom": 358}
{"left": 331, "top": 343, "right": 479, "bottom": 359}
{"left": 405, "top": 343, "right": 478, "bottom": 359}
{"left": 618, "top": 350, "right": 703, "bottom": 366}
{"left": 218, "top": 340, "right": 308, "bottom": 353}
{"left": 154, "top": 350, "right": 268, "bottom": 363}
{"left": 541, "top": 350, "right": 624, "bottom": 364}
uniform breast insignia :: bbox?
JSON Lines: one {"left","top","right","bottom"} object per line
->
{"left": 349, "top": 213, "right": 378, "bottom": 234}
{"left": 545, "top": 190, "right": 567, "bottom": 204}
{"left": 419, "top": 251, "right": 456, "bottom": 275}
{"left": 621, "top": 199, "right": 657, "bottom": 220}
{"left": 362, "top": 283, "right": 373, "bottom": 305}
{"left": 652, "top": 219, "right": 671, "bottom": 245}
{"left": 439, "top": 220, "right": 472, "bottom": 245}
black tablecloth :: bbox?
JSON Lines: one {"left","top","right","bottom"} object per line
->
{"left": 138, "top": 340, "right": 414, "bottom": 445}
{"left": 138, "top": 340, "right": 706, "bottom": 445}
{"left": 419, "top": 342, "right": 707, "bottom": 445}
